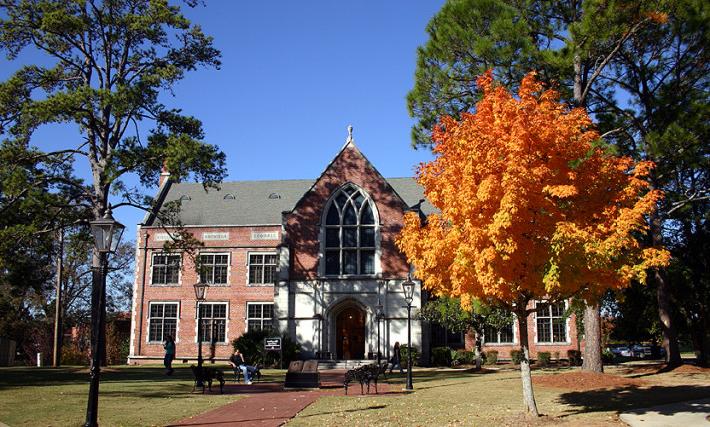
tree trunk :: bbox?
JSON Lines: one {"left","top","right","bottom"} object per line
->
{"left": 651, "top": 214, "right": 682, "bottom": 367}
{"left": 474, "top": 331, "right": 482, "bottom": 370}
{"left": 582, "top": 303, "right": 603, "bottom": 372}
{"left": 516, "top": 309, "right": 539, "bottom": 417}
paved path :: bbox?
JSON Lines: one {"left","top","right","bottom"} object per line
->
{"left": 620, "top": 398, "right": 710, "bottom": 427}
{"left": 169, "top": 370, "right": 393, "bottom": 427}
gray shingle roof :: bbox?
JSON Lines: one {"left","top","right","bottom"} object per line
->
{"left": 150, "top": 177, "right": 436, "bottom": 226}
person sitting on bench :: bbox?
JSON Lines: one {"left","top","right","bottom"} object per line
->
{"left": 228, "top": 349, "right": 257, "bottom": 384}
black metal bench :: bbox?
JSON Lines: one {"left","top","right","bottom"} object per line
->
{"left": 232, "top": 364, "right": 262, "bottom": 383}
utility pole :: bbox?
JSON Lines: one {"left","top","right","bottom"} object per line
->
{"left": 52, "top": 228, "right": 64, "bottom": 368}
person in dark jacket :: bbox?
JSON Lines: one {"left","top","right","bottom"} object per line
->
{"left": 163, "top": 335, "right": 175, "bottom": 375}
{"left": 389, "top": 341, "right": 404, "bottom": 374}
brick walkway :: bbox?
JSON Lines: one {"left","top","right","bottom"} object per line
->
{"left": 169, "top": 370, "right": 394, "bottom": 427}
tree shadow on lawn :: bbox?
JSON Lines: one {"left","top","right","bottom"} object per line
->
{"left": 0, "top": 366, "right": 215, "bottom": 389}
{"left": 556, "top": 385, "right": 710, "bottom": 417}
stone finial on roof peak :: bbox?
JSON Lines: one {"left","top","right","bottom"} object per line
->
{"left": 346, "top": 124, "right": 354, "bottom": 144}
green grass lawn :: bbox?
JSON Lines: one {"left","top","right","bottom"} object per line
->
{"left": 289, "top": 365, "right": 710, "bottom": 426}
{"left": 0, "top": 364, "right": 285, "bottom": 427}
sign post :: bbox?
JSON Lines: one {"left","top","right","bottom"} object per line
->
{"left": 264, "top": 337, "right": 282, "bottom": 369}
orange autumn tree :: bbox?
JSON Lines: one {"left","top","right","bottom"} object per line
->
{"left": 397, "top": 71, "right": 670, "bottom": 416}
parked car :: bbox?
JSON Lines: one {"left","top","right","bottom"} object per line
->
{"left": 612, "top": 346, "right": 633, "bottom": 357}
{"left": 631, "top": 345, "right": 652, "bottom": 359}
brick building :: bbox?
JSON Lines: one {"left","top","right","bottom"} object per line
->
{"left": 128, "top": 131, "right": 579, "bottom": 365}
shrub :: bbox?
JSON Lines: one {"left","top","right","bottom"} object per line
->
{"left": 61, "top": 343, "right": 89, "bottom": 365}
{"left": 602, "top": 349, "right": 615, "bottom": 364}
{"left": 537, "top": 351, "right": 551, "bottom": 367}
{"left": 431, "top": 346, "right": 453, "bottom": 366}
{"left": 232, "top": 329, "right": 301, "bottom": 368}
{"left": 455, "top": 349, "right": 475, "bottom": 365}
{"left": 567, "top": 349, "right": 582, "bottom": 366}
{"left": 552, "top": 351, "right": 560, "bottom": 362}
{"left": 510, "top": 349, "right": 525, "bottom": 364}
{"left": 400, "top": 345, "right": 420, "bottom": 367}
{"left": 483, "top": 350, "right": 498, "bottom": 365}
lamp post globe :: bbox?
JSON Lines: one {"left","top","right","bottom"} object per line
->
{"left": 84, "top": 208, "right": 125, "bottom": 427}
{"left": 401, "top": 273, "right": 415, "bottom": 391}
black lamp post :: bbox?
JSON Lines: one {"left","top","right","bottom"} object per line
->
{"left": 402, "top": 274, "right": 415, "bottom": 391}
{"left": 85, "top": 208, "right": 125, "bottom": 427}
{"left": 376, "top": 302, "right": 384, "bottom": 365}
{"left": 194, "top": 281, "right": 209, "bottom": 366}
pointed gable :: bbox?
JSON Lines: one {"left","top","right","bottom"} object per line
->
{"left": 283, "top": 139, "right": 411, "bottom": 280}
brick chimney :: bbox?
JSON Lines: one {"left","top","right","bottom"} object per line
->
{"left": 159, "top": 161, "right": 170, "bottom": 188}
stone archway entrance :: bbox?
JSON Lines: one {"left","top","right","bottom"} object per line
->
{"left": 335, "top": 306, "right": 365, "bottom": 359}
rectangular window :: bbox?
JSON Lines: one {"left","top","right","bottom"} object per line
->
{"left": 536, "top": 301, "right": 567, "bottom": 343}
{"left": 200, "top": 253, "right": 229, "bottom": 285}
{"left": 148, "top": 302, "right": 178, "bottom": 342}
{"left": 151, "top": 254, "right": 181, "bottom": 285}
{"left": 248, "top": 253, "right": 277, "bottom": 284}
{"left": 198, "top": 302, "right": 227, "bottom": 343}
{"left": 246, "top": 303, "right": 274, "bottom": 332}
{"left": 484, "top": 322, "right": 514, "bottom": 344}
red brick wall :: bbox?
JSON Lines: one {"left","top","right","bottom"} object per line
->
{"left": 129, "top": 225, "right": 280, "bottom": 363}
{"left": 284, "top": 143, "right": 410, "bottom": 280}
{"left": 464, "top": 301, "right": 583, "bottom": 360}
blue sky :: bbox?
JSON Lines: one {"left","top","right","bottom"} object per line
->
{"left": 2, "top": 1, "right": 444, "bottom": 239}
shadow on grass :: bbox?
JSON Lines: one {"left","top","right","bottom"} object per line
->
{"left": 297, "top": 404, "right": 387, "bottom": 419}
{"left": 557, "top": 385, "right": 710, "bottom": 417}
{"left": 0, "top": 366, "right": 285, "bottom": 390}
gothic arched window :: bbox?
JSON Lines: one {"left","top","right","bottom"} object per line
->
{"left": 323, "top": 184, "right": 377, "bottom": 276}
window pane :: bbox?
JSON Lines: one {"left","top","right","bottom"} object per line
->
{"left": 353, "top": 192, "right": 364, "bottom": 209}
{"left": 150, "top": 304, "right": 163, "bottom": 318}
{"left": 343, "top": 186, "right": 355, "bottom": 196}
{"left": 335, "top": 192, "right": 348, "bottom": 209}
{"left": 265, "top": 254, "right": 277, "bottom": 264}
{"left": 214, "top": 265, "right": 228, "bottom": 284}
{"left": 326, "top": 228, "right": 340, "bottom": 247}
{"left": 343, "top": 250, "right": 357, "bottom": 275}
{"left": 249, "top": 265, "right": 261, "bottom": 283}
{"left": 361, "top": 204, "right": 374, "bottom": 224}
{"left": 215, "top": 320, "right": 226, "bottom": 342}
{"left": 164, "top": 304, "right": 178, "bottom": 318}
{"left": 537, "top": 319, "right": 551, "bottom": 343}
{"left": 325, "top": 251, "right": 340, "bottom": 275}
{"left": 552, "top": 318, "right": 566, "bottom": 342}
{"left": 216, "top": 255, "right": 228, "bottom": 265}
{"left": 164, "top": 319, "right": 177, "bottom": 339}
{"left": 248, "top": 320, "right": 262, "bottom": 331}
{"left": 213, "top": 304, "right": 226, "bottom": 318}
{"left": 149, "top": 319, "right": 162, "bottom": 342}
{"left": 537, "top": 303, "right": 549, "bottom": 318}
{"left": 248, "top": 304, "right": 260, "bottom": 319}
{"left": 200, "top": 254, "right": 214, "bottom": 264}
{"left": 263, "top": 265, "right": 275, "bottom": 284}
{"left": 360, "top": 227, "right": 375, "bottom": 247}
{"left": 250, "top": 254, "right": 263, "bottom": 265}
{"left": 343, "top": 227, "right": 357, "bottom": 247}
{"left": 262, "top": 304, "right": 273, "bottom": 319}
{"left": 343, "top": 204, "right": 357, "bottom": 225}
{"left": 326, "top": 205, "right": 340, "bottom": 225}
{"left": 551, "top": 302, "right": 565, "bottom": 317}
{"left": 500, "top": 324, "right": 514, "bottom": 343}
{"left": 360, "top": 250, "right": 375, "bottom": 274}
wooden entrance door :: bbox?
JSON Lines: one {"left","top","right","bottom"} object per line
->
{"left": 336, "top": 306, "right": 365, "bottom": 359}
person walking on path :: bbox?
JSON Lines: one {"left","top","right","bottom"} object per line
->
{"left": 389, "top": 341, "right": 404, "bottom": 374}
{"left": 164, "top": 335, "right": 175, "bottom": 375}
{"left": 228, "top": 349, "right": 257, "bottom": 384}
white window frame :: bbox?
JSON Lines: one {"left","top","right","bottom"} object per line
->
{"left": 195, "top": 301, "right": 229, "bottom": 344}
{"left": 198, "top": 252, "right": 230, "bottom": 286}
{"left": 246, "top": 302, "right": 274, "bottom": 332}
{"left": 147, "top": 301, "right": 180, "bottom": 343}
{"left": 320, "top": 183, "right": 380, "bottom": 278}
{"left": 150, "top": 253, "right": 182, "bottom": 286}
{"left": 246, "top": 252, "right": 278, "bottom": 286}
{"left": 483, "top": 320, "right": 517, "bottom": 345}
{"left": 534, "top": 300, "right": 570, "bottom": 344}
